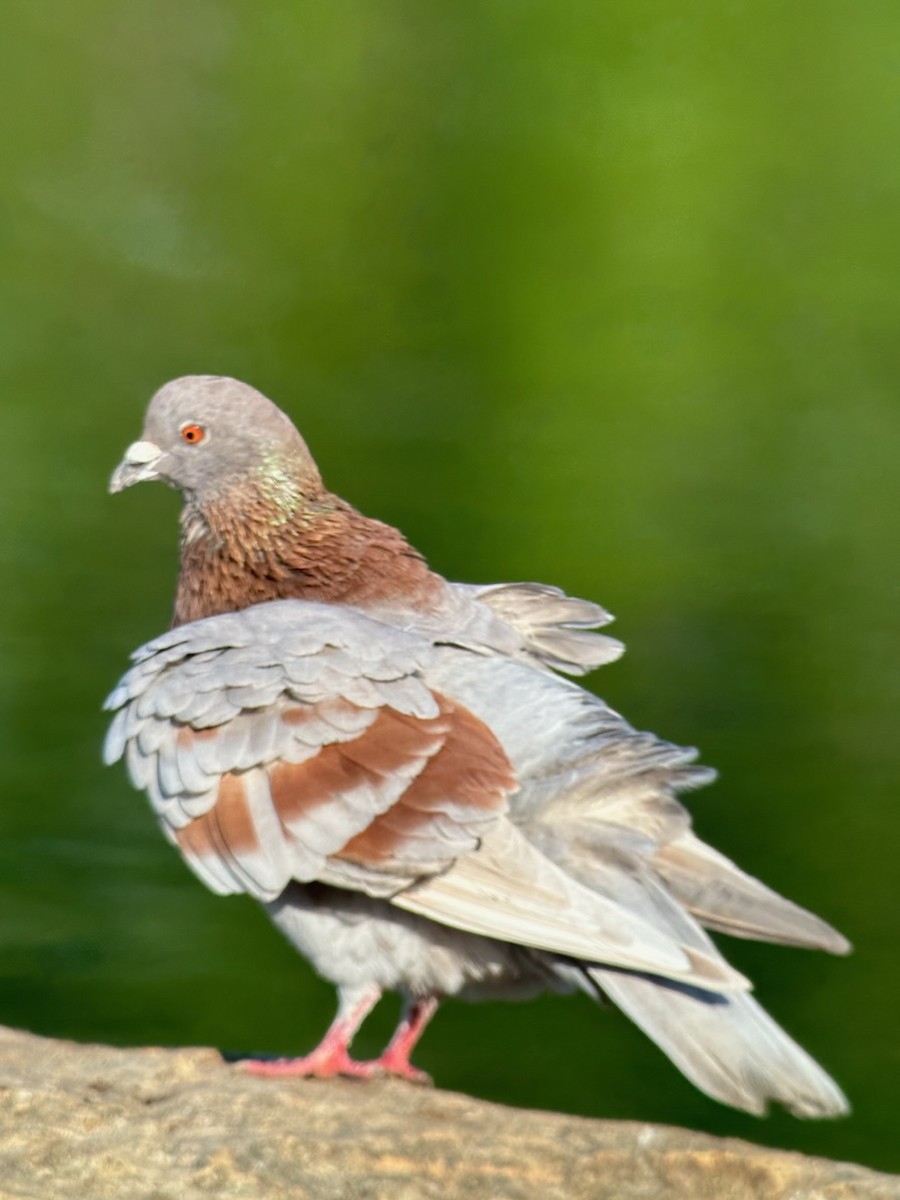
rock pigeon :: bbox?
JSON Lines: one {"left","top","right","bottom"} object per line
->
{"left": 105, "top": 374, "right": 850, "bottom": 1116}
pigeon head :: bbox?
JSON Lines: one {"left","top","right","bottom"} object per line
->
{"left": 110, "top": 375, "right": 322, "bottom": 502}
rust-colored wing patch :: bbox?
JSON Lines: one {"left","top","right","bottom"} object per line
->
{"left": 175, "top": 772, "right": 258, "bottom": 858}
{"left": 338, "top": 697, "right": 514, "bottom": 871}
{"left": 170, "top": 693, "right": 516, "bottom": 900}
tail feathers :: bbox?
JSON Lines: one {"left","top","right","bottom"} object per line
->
{"left": 655, "top": 833, "right": 851, "bottom": 955}
{"left": 590, "top": 967, "right": 849, "bottom": 1118}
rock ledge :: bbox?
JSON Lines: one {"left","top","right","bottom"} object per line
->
{"left": 0, "top": 1025, "right": 895, "bottom": 1199}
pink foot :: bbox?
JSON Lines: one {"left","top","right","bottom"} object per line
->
{"left": 239, "top": 1048, "right": 379, "bottom": 1079}
{"left": 237, "top": 991, "right": 438, "bottom": 1084}
{"left": 372, "top": 1051, "right": 432, "bottom": 1085}
{"left": 241, "top": 987, "right": 384, "bottom": 1080}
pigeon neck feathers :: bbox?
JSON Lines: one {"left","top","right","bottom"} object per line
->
{"left": 173, "top": 468, "right": 444, "bottom": 626}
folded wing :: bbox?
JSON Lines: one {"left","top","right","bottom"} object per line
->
{"left": 105, "top": 600, "right": 744, "bottom": 989}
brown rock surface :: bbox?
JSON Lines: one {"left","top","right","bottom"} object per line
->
{"left": 0, "top": 1025, "right": 895, "bottom": 1200}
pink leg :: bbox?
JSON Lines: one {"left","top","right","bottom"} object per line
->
{"left": 372, "top": 996, "right": 439, "bottom": 1083}
{"left": 240, "top": 984, "right": 382, "bottom": 1079}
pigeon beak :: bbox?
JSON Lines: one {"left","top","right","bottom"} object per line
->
{"left": 109, "top": 440, "right": 164, "bottom": 493}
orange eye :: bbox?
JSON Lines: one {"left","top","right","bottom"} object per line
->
{"left": 180, "top": 423, "right": 205, "bottom": 444}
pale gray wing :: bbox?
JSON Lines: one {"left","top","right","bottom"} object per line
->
{"left": 425, "top": 639, "right": 848, "bottom": 955}
{"left": 524, "top": 818, "right": 848, "bottom": 1116}
{"left": 420, "top": 643, "right": 848, "bottom": 1116}
{"left": 105, "top": 601, "right": 513, "bottom": 901}
{"left": 106, "top": 601, "right": 749, "bottom": 988}
{"left": 394, "top": 819, "right": 748, "bottom": 991}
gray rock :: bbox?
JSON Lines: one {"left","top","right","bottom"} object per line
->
{"left": 0, "top": 1025, "right": 894, "bottom": 1200}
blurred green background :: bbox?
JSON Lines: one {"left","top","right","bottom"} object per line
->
{"left": 1, "top": 0, "right": 897, "bottom": 1175}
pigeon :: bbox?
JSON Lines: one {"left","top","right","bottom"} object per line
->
{"left": 104, "top": 374, "right": 850, "bottom": 1116}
